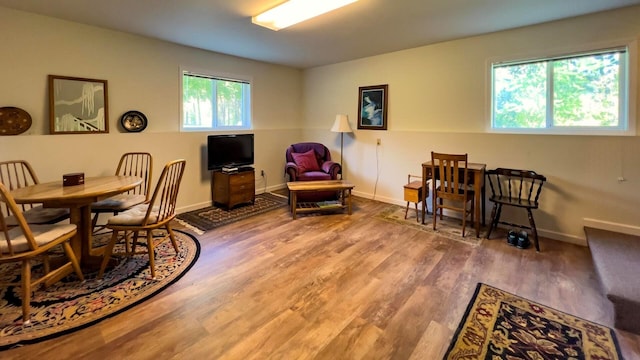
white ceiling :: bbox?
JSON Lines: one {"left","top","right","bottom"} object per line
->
{"left": 1, "top": 0, "right": 639, "bottom": 69}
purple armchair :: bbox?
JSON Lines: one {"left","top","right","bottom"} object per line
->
{"left": 285, "top": 142, "right": 341, "bottom": 202}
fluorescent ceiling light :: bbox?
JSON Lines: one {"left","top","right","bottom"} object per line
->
{"left": 252, "top": 0, "right": 358, "bottom": 31}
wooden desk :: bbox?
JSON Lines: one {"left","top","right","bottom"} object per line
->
{"left": 421, "top": 161, "right": 486, "bottom": 237}
{"left": 287, "top": 180, "right": 355, "bottom": 219}
{"left": 10, "top": 175, "right": 143, "bottom": 269}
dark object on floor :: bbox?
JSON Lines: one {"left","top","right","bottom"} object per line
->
{"left": 516, "top": 230, "right": 530, "bottom": 249}
{"left": 507, "top": 229, "right": 518, "bottom": 246}
{"left": 584, "top": 226, "right": 640, "bottom": 335}
{"left": 444, "top": 283, "right": 623, "bottom": 359}
{"left": 485, "top": 168, "right": 546, "bottom": 251}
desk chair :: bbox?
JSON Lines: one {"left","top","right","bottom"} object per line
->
{"left": 98, "top": 159, "right": 186, "bottom": 280}
{"left": 0, "top": 160, "right": 70, "bottom": 225}
{"left": 485, "top": 168, "right": 546, "bottom": 251}
{"left": 0, "top": 182, "right": 84, "bottom": 324}
{"left": 430, "top": 152, "right": 474, "bottom": 237}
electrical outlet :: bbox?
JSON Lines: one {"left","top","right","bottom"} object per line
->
{"left": 376, "top": 138, "right": 381, "bottom": 145}
{"left": 261, "top": 170, "right": 265, "bottom": 177}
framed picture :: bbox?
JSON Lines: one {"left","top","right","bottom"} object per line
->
{"left": 357, "top": 84, "right": 388, "bottom": 130}
{"left": 49, "top": 75, "right": 109, "bottom": 134}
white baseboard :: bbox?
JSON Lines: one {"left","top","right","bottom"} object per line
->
{"left": 583, "top": 218, "right": 640, "bottom": 237}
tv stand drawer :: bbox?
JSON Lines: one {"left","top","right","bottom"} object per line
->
{"left": 212, "top": 170, "right": 255, "bottom": 209}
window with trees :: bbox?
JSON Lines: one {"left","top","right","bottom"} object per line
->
{"left": 181, "top": 70, "right": 251, "bottom": 131}
{"left": 491, "top": 47, "right": 631, "bottom": 135}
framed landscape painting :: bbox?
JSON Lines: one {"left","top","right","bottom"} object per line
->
{"left": 49, "top": 75, "right": 109, "bottom": 134}
{"left": 357, "top": 84, "right": 388, "bottom": 130}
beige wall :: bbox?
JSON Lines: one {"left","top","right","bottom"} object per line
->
{"left": 302, "top": 6, "right": 640, "bottom": 244}
{"left": 0, "top": 7, "right": 303, "bottom": 212}
{"left": 1, "top": 6, "right": 639, "bottom": 244}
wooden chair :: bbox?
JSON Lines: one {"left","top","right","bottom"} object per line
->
{"left": 98, "top": 159, "right": 186, "bottom": 280}
{"left": 91, "top": 152, "right": 153, "bottom": 232}
{"left": 0, "top": 160, "right": 70, "bottom": 225}
{"left": 0, "top": 182, "right": 84, "bottom": 324}
{"left": 430, "top": 152, "right": 474, "bottom": 237}
{"left": 485, "top": 168, "right": 547, "bottom": 251}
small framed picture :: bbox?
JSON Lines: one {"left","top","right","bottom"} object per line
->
{"left": 357, "top": 84, "right": 388, "bottom": 130}
{"left": 49, "top": 75, "right": 109, "bottom": 134}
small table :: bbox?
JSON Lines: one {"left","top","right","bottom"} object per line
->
{"left": 421, "top": 161, "right": 486, "bottom": 237}
{"left": 10, "top": 175, "right": 143, "bottom": 271}
{"left": 286, "top": 180, "right": 355, "bottom": 219}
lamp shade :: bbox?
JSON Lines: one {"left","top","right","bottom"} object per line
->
{"left": 331, "top": 114, "right": 352, "bottom": 133}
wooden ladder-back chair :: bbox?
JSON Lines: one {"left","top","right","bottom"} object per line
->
{"left": 485, "top": 168, "right": 547, "bottom": 251}
{"left": 0, "top": 182, "right": 84, "bottom": 324}
{"left": 98, "top": 159, "right": 186, "bottom": 280}
{"left": 0, "top": 160, "right": 70, "bottom": 225}
{"left": 431, "top": 152, "right": 474, "bottom": 237}
{"left": 91, "top": 152, "right": 153, "bottom": 232}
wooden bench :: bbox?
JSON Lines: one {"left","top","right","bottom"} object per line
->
{"left": 584, "top": 226, "right": 640, "bottom": 334}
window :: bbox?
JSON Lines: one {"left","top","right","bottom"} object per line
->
{"left": 181, "top": 69, "right": 251, "bottom": 131}
{"left": 491, "top": 46, "right": 633, "bottom": 135}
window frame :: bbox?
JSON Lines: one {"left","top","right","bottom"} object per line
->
{"left": 180, "top": 67, "right": 253, "bottom": 132}
{"left": 487, "top": 40, "right": 637, "bottom": 136}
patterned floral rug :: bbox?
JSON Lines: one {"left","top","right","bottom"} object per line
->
{"left": 376, "top": 205, "right": 486, "bottom": 245}
{"left": 0, "top": 229, "right": 199, "bottom": 350}
{"left": 175, "top": 192, "right": 288, "bottom": 234}
{"left": 444, "top": 283, "right": 622, "bottom": 360}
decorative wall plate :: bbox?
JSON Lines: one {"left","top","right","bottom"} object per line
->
{"left": 120, "top": 110, "right": 147, "bottom": 132}
{"left": 0, "top": 107, "right": 32, "bottom": 135}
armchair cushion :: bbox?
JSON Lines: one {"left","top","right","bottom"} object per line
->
{"left": 291, "top": 149, "right": 321, "bottom": 173}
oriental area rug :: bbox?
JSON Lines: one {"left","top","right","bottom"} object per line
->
{"left": 176, "top": 192, "right": 288, "bottom": 234}
{"left": 376, "top": 205, "right": 486, "bottom": 245}
{"left": 0, "top": 230, "right": 200, "bottom": 350}
{"left": 444, "top": 283, "right": 622, "bottom": 360}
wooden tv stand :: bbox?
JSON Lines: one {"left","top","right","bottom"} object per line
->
{"left": 211, "top": 168, "right": 255, "bottom": 209}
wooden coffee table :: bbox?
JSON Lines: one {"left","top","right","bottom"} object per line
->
{"left": 286, "top": 180, "right": 355, "bottom": 219}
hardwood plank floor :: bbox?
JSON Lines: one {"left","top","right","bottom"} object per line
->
{"left": 5, "top": 196, "right": 640, "bottom": 359}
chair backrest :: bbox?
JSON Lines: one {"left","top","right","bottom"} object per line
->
{"left": 116, "top": 152, "right": 153, "bottom": 201}
{"left": 285, "top": 142, "right": 331, "bottom": 164}
{"left": 0, "top": 182, "right": 39, "bottom": 257}
{"left": 431, "top": 152, "right": 470, "bottom": 201}
{"left": 143, "top": 159, "right": 186, "bottom": 226}
{"left": 486, "top": 168, "right": 546, "bottom": 207}
{"left": 0, "top": 160, "right": 41, "bottom": 216}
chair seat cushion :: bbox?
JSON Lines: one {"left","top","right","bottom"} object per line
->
{"left": 291, "top": 149, "right": 321, "bottom": 173}
{"left": 107, "top": 204, "right": 159, "bottom": 226}
{"left": 0, "top": 224, "right": 76, "bottom": 253}
{"left": 297, "top": 171, "right": 333, "bottom": 181}
{"left": 4, "top": 206, "right": 70, "bottom": 226}
{"left": 92, "top": 194, "right": 147, "bottom": 211}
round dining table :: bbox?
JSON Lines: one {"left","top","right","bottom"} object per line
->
{"left": 10, "top": 175, "right": 143, "bottom": 275}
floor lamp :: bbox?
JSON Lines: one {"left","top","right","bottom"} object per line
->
{"left": 331, "top": 114, "right": 353, "bottom": 179}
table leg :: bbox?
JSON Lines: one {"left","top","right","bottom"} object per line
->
{"left": 347, "top": 189, "right": 352, "bottom": 215}
{"left": 474, "top": 174, "right": 481, "bottom": 238}
{"left": 291, "top": 191, "right": 297, "bottom": 219}
{"left": 421, "top": 165, "right": 427, "bottom": 224}
{"left": 68, "top": 207, "right": 83, "bottom": 260}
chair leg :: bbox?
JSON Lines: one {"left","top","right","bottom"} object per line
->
{"left": 98, "top": 230, "right": 120, "bottom": 279}
{"left": 21, "top": 260, "right": 32, "bottom": 325}
{"left": 147, "top": 231, "right": 157, "bottom": 279}
{"left": 166, "top": 224, "right": 180, "bottom": 254}
{"left": 527, "top": 208, "right": 540, "bottom": 252}
{"left": 486, "top": 204, "right": 498, "bottom": 239}
{"left": 62, "top": 242, "right": 84, "bottom": 281}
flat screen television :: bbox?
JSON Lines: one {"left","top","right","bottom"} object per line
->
{"left": 207, "top": 134, "right": 254, "bottom": 170}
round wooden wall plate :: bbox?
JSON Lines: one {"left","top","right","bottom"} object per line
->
{"left": 120, "top": 110, "right": 148, "bottom": 132}
{"left": 0, "top": 107, "right": 32, "bottom": 135}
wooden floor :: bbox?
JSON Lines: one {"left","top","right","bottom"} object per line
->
{"left": 5, "top": 196, "right": 640, "bottom": 359}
